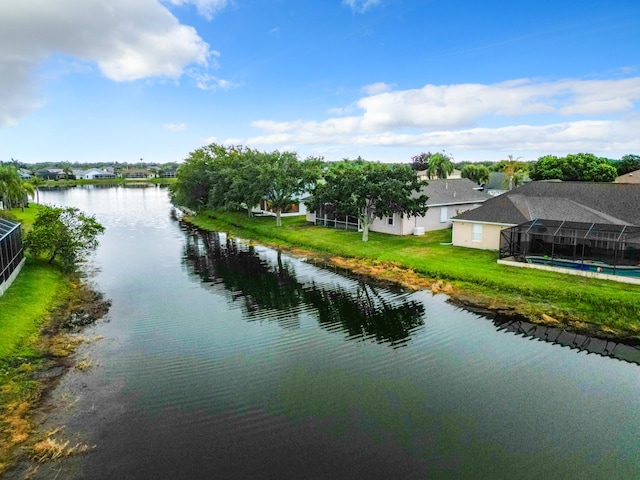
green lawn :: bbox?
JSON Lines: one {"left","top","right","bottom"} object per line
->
{"left": 0, "top": 205, "right": 71, "bottom": 360}
{"left": 187, "top": 211, "right": 640, "bottom": 339}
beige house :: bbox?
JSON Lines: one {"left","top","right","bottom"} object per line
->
{"left": 451, "top": 181, "right": 640, "bottom": 250}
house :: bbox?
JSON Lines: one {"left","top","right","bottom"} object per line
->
{"left": 122, "top": 168, "right": 156, "bottom": 179}
{"left": 451, "top": 181, "right": 640, "bottom": 250}
{"left": 35, "top": 168, "right": 68, "bottom": 180}
{"left": 18, "top": 169, "right": 32, "bottom": 180}
{"left": 417, "top": 169, "right": 462, "bottom": 181}
{"left": 308, "top": 178, "right": 490, "bottom": 235}
{"left": 75, "top": 168, "right": 117, "bottom": 180}
{"left": 616, "top": 169, "right": 640, "bottom": 184}
{"left": 252, "top": 195, "right": 309, "bottom": 217}
{"left": 0, "top": 217, "right": 25, "bottom": 297}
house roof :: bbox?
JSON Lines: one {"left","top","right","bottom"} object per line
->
{"left": 423, "top": 178, "right": 490, "bottom": 206}
{"left": 616, "top": 169, "right": 640, "bottom": 184}
{"left": 452, "top": 181, "right": 640, "bottom": 226}
{"left": 0, "top": 217, "right": 20, "bottom": 241}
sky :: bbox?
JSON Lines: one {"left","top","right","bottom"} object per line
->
{"left": 1, "top": 0, "right": 639, "bottom": 166}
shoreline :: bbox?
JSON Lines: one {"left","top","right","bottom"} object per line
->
{"left": 181, "top": 214, "right": 640, "bottom": 347}
{"left": 0, "top": 280, "right": 110, "bottom": 476}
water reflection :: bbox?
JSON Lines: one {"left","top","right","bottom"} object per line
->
{"left": 183, "top": 228, "right": 425, "bottom": 346}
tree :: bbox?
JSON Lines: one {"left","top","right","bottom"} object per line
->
{"left": 410, "top": 152, "right": 432, "bottom": 171}
{"left": 307, "top": 159, "right": 428, "bottom": 242}
{"left": 25, "top": 205, "right": 105, "bottom": 272}
{"left": 530, "top": 153, "right": 617, "bottom": 182}
{"left": 171, "top": 144, "right": 220, "bottom": 210}
{"left": 29, "top": 175, "right": 45, "bottom": 204}
{"left": 614, "top": 154, "right": 640, "bottom": 175}
{"left": 460, "top": 164, "right": 490, "bottom": 185}
{"left": 426, "top": 152, "right": 454, "bottom": 179}
{"left": 0, "top": 164, "right": 28, "bottom": 210}
{"left": 258, "top": 151, "right": 322, "bottom": 227}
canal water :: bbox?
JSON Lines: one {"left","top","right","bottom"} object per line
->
{"left": 20, "top": 186, "right": 640, "bottom": 478}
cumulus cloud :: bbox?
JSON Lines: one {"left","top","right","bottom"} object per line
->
{"left": 0, "top": 0, "right": 215, "bottom": 127}
{"left": 246, "top": 77, "right": 640, "bottom": 158}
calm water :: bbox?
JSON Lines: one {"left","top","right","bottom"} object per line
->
{"left": 20, "top": 186, "right": 640, "bottom": 479}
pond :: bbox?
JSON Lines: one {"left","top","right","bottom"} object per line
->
{"left": 16, "top": 185, "right": 640, "bottom": 479}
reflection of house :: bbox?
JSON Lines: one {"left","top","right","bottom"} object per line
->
{"left": 616, "top": 169, "right": 640, "bottom": 184}
{"left": 308, "top": 178, "right": 490, "bottom": 235}
{"left": 122, "top": 168, "right": 155, "bottom": 179}
{"left": 0, "top": 218, "right": 25, "bottom": 296}
{"left": 451, "top": 181, "right": 640, "bottom": 250}
{"left": 74, "top": 168, "right": 117, "bottom": 180}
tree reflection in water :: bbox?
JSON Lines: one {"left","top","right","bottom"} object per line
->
{"left": 183, "top": 229, "right": 425, "bottom": 347}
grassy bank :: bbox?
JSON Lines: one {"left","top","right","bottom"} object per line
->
{"left": 0, "top": 207, "right": 107, "bottom": 474}
{"left": 37, "top": 177, "right": 176, "bottom": 188}
{"left": 186, "top": 210, "right": 640, "bottom": 341}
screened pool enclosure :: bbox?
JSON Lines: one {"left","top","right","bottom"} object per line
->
{"left": 500, "top": 219, "right": 640, "bottom": 278}
{"left": 0, "top": 217, "right": 24, "bottom": 288}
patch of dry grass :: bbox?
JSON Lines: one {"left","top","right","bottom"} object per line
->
{"left": 31, "top": 429, "right": 94, "bottom": 463}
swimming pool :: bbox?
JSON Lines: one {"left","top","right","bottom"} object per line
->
{"left": 526, "top": 256, "right": 640, "bottom": 278}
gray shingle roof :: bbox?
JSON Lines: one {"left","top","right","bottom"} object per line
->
{"left": 422, "top": 178, "right": 490, "bottom": 206}
{"left": 452, "top": 181, "right": 640, "bottom": 226}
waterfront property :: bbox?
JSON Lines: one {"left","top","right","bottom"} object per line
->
{"left": 308, "top": 178, "right": 489, "bottom": 235}
{"left": 0, "top": 217, "right": 25, "bottom": 296}
{"left": 451, "top": 181, "right": 640, "bottom": 250}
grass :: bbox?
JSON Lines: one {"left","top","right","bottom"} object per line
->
{"left": 187, "top": 210, "right": 640, "bottom": 340}
{"left": 0, "top": 207, "right": 89, "bottom": 474}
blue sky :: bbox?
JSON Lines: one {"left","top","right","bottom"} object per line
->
{"left": 1, "top": 0, "right": 639, "bottom": 165}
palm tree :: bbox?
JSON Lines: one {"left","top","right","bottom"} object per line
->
{"left": 0, "top": 164, "right": 22, "bottom": 209}
{"left": 29, "top": 175, "right": 44, "bottom": 204}
{"left": 427, "top": 152, "right": 454, "bottom": 179}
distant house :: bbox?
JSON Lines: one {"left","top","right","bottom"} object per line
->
{"left": 160, "top": 169, "right": 177, "bottom": 178}
{"left": 75, "top": 168, "right": 117, "bottom": 180}
{"left": 0, "top": 217, "right": 25, "bottom": 297}
{"left": 308, "top": 178, "right": 490, "bottom": 236}
{"left": 122, "top": 168, "right": 156, "bottom": 179}
{"left": 451, "top": 181, "right": 640, "bottom": 250}
{"left": 35, "top": 168, "right": 68, "bottom": 180}
{"left": 18, "top": 169, "right": 32, "bottom": 180}
{"left": 616, "top": 169, "right": 640, "bottom": 184}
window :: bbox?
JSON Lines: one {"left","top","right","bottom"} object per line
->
{"left": 472, "top": 223, "right": 483, "bottom": 242}
{"left": 440, "top": 207, "right": 448, "bottom": 223}
{"left": 387, "top": 215, "right": 394, "bottom": 226}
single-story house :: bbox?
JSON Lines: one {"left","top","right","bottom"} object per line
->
{"left": 451, "top": 181, "right": 640, "bottom": 250}
{"left": 35, "top": 168, "right": 69, "bottom": 180}
{"left": 74, "top": 168, "right": 117, "bottom": 180}
{"left": 19, "top": 169, "right": 32, "bottom": 180}
{"left": 308, "top": 178, "right": 490, "bottom": 235}
{"left": 616, "top": 169, "right": 640, "bottom": 184}
{"left": 122, "top": 168, "right": 156, "bottom": 179}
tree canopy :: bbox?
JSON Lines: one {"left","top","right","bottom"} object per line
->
{"left": 306, "top": 159, "right": 428, "bottom": 241}
{"left": 613, "top": 154, "right": 640, "bottom": 175}
{"left": 171, "top": 143, "right": 321, "bottom": 226}
{"left": 25, "top": 205, "right": 105, "bottom": 272}
{"left": 530, "top": 153, "right": 617, "bottom": 182}
{"left": 460, "top": 164, "right": 490, "bottom": 185}
{"left": 0, "top": 164, "right": 33, "bottom": 210}
{"left": 426, "top": 152, "right": 454, "bottom": 179}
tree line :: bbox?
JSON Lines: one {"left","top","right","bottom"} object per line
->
{"left": 410, "top": 152, "right": 640, "bottom": 185}
{"left": 171, "top": 144, "right": 429, "bottom": 241}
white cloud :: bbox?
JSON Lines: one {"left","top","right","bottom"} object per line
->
{"left": 245, "top": 77, "right": 640, "bottom": 160}
{"left": 163, "top": 123, "right": 187, "bottom": 132}
{"left": 190, "top": 71, "right": 240, "bottom": 90}
{"left": 164, "top": 0, "right": 230, "bottom": 20}
{"left": 343, "top": 0, "right": 382, "bottom": 14}
{"left": 361, "top": 82, "right": 393, "bottom": 95}
{"left": 0, "top": 0, "right": 215, "bottom": 127}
